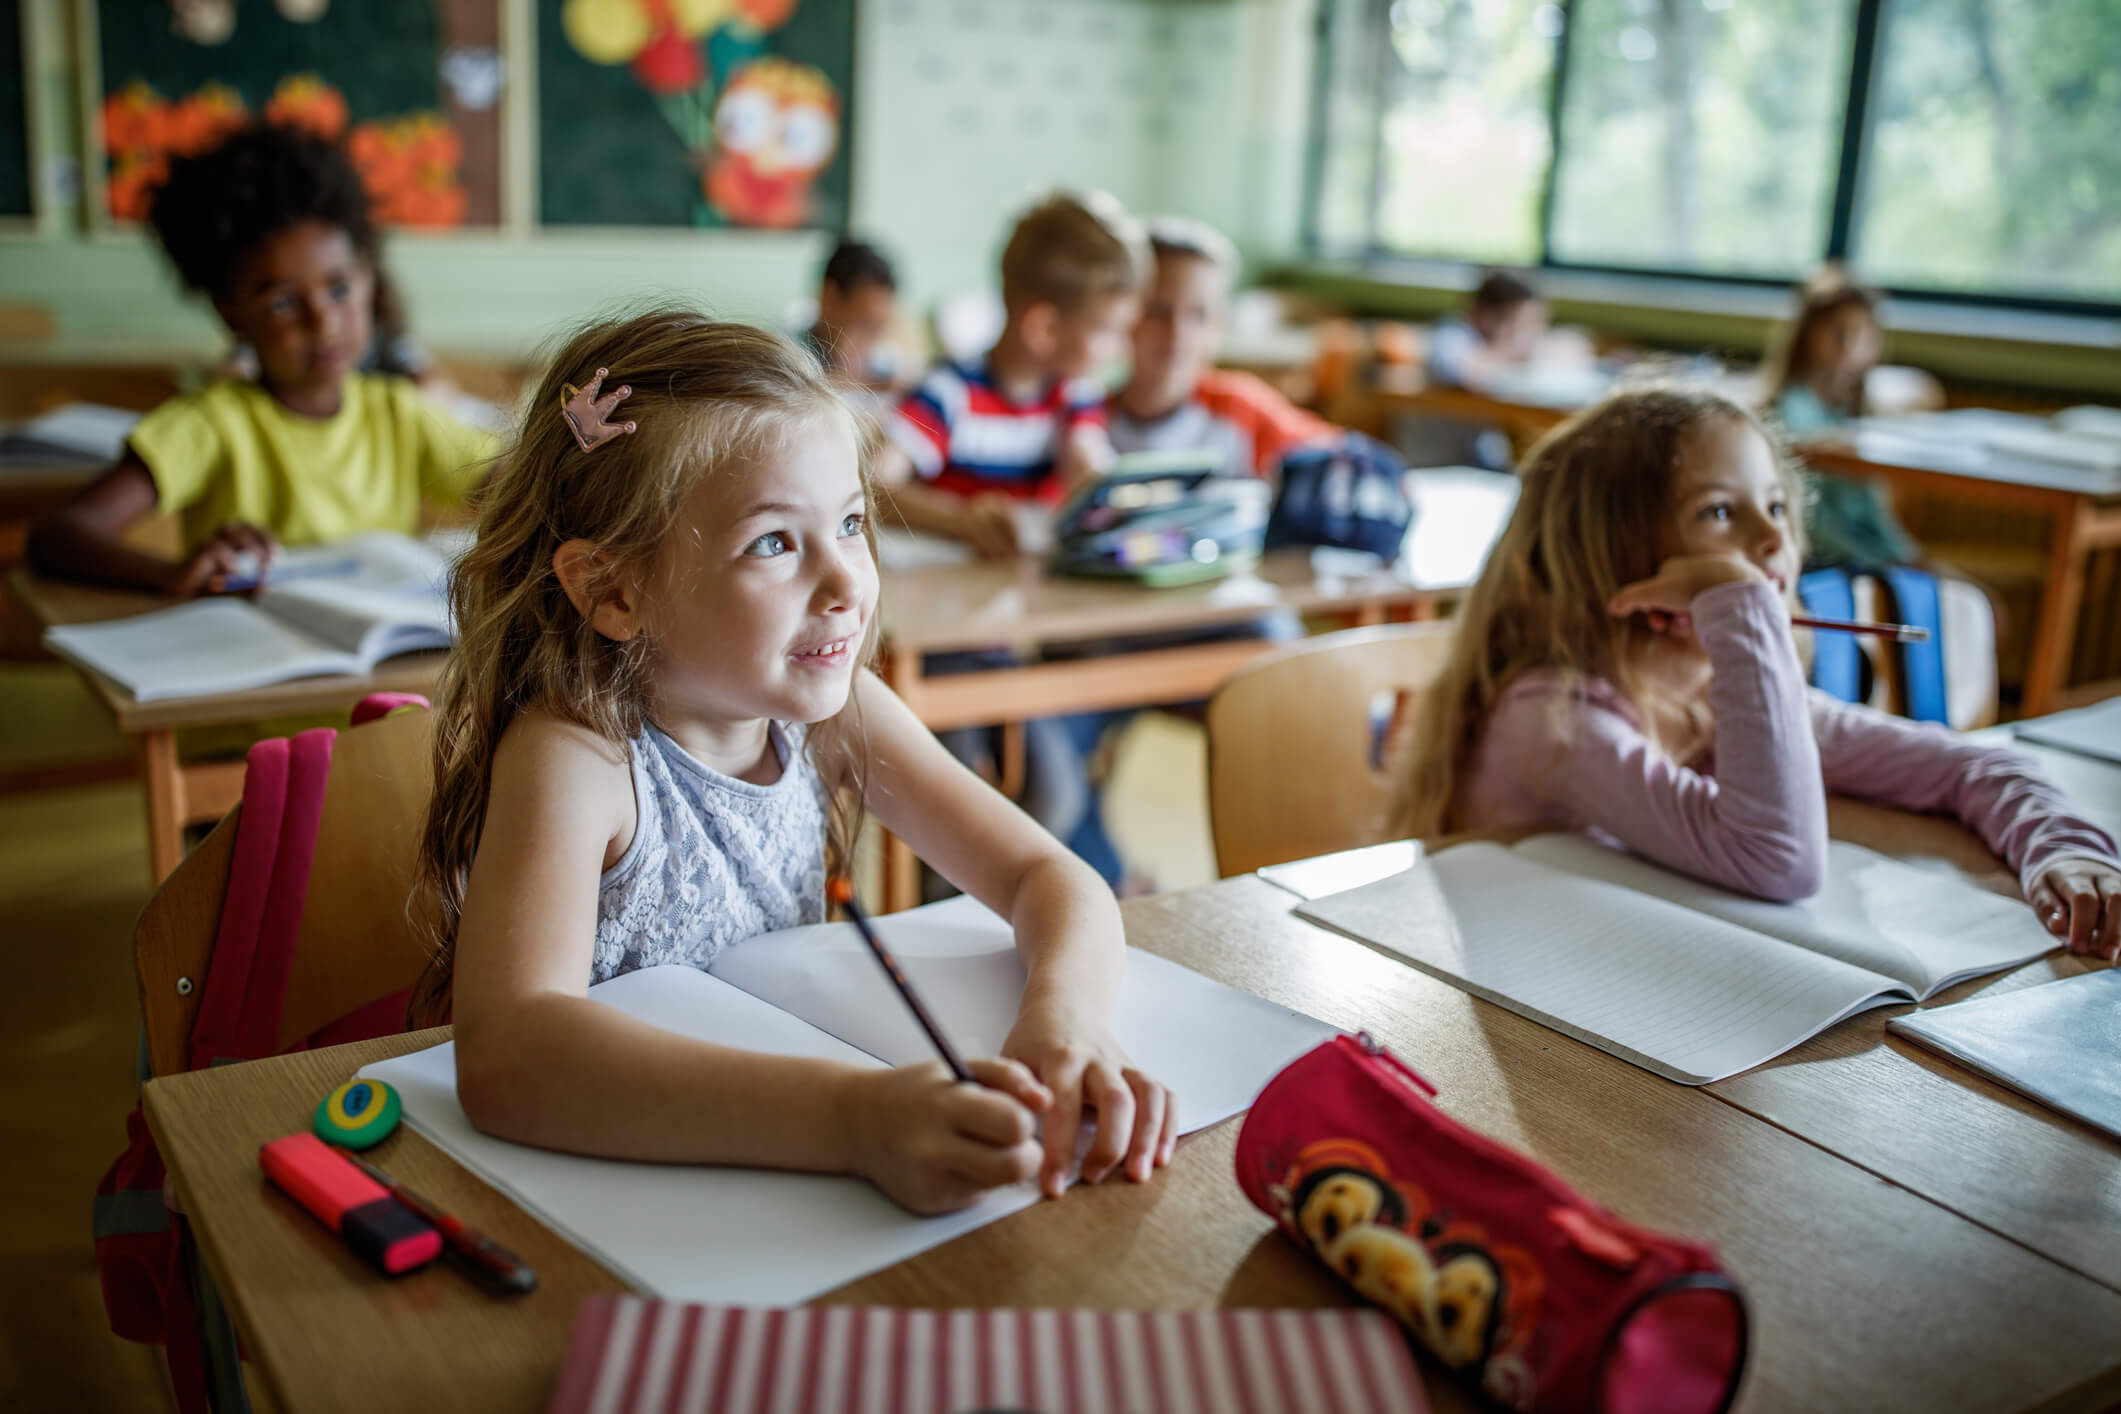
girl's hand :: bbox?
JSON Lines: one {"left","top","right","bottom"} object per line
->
{"left": 2029, "top": 859, "right": 2121, "bottom": 962}
{"left": 164, "top": 522, "right": 278, "bottom": 598}
{"left": 1609, "top": 553, "right": 1767, "bottom": 637}
{"left": 840, "top": 1058, "right": 1051, "bottom": 1215}
{"left": 1004, "top": 1002, "right": 1177, "bottom": 1197}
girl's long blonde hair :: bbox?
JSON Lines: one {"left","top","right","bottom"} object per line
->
{"left": 1394, "top": 384, "right": 1805, "bottom": 838}
{"left": 411, "top": 306, "right": 876, "bottom": 1025}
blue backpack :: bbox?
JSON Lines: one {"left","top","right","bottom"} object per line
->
{"left": 1266, "top": 433, "right": 1416, "bottom": 563}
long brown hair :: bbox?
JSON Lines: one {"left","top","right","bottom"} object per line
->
{"left": 411, "top": 306, "right": 877, "bottom": 1025}
{"left": 1760, "top": 269, "right": 1880, "bottom": 418}
{"left": 1395, "top": 384, "right": 1806, "bottom": 838}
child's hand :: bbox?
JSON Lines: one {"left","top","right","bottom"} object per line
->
{"left": 841, "top": 1057, "right": 1051, "bottom": 1215}
{"left": 955, "top": 493, "right": 1021, "bottom": 559}
{"left": 2029, "top": 859, "right": 2121, "bottom": 962}
{"left": 1003, "top": 1005, "right": 1177, "bottom": 1197}
{"left": 1608, "top": 554, "right": 1767, "bottom": 636}
{"left": 164, "top": 522, "right": 278, "bottom": 598}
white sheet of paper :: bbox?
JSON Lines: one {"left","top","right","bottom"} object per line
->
{"left": 361, "top": 897, "right": 1334, "bottom": 1302}
{"left": 708, "top": 895, "right": 1334, "bottom": 1127}
{"left": 362, "top": 968, "right": 1043, "bottom": 1305}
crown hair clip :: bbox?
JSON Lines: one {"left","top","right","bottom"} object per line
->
{"left": 559, "top": 368, "right": 638, "bottom": 453}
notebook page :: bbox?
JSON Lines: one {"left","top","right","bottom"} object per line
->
{"left": 1297, "top": 843, "right": 1908, "bottom": 1084}
{"left": 1514, "top": 833, "right": 2053, "bottom": 998}
{"left": 706, "top": 894, "right": 1335, "bottom": 1131}
{"left": 42, "top": 600, "right": 353, "bottom": 701}
{"left": 358, "top": 966, "right": 1046, "bottom": 1304}
{"left": 2016, "top": 698, "right": 2121, "bottom": 766}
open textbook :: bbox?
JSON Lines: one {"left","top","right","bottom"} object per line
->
{"left": 1296, "top": 832, "right": 2056, "bottom": 1085}
{"left": 360, "top": 895, "right": 1334, "bottom": 1305}
{"left": 42, "top": 532, "right": 455, "bottom": 701}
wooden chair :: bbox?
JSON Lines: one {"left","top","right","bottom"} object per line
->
{"left": 1205, "top": 622, "right": 1455, "bottom": 878}
{"left": 134, "top": 705, "right": 436, "bottom": 1079}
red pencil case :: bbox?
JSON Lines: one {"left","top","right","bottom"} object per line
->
{"left": 1236, "top": 1033, "right": 1748, "bottom": 1414}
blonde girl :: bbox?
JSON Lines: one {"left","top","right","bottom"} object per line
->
{"left": 1398, "top": 385, "right": 2120, "bottom": 960}
{"left": 417, "top": 308, "right": 1175, "bottom": 1214}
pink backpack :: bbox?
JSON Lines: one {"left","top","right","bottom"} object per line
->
{"left": 91, "top": 694, "right": 427, "bottom": 1411}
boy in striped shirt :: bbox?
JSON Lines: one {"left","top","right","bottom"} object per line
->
{"left": 879, "top": 191, "right": 1147, "bottom": 557}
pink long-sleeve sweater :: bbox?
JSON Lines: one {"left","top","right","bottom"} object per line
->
{"left": 1457, "top": 579, "right": 2119, "bottom": 901}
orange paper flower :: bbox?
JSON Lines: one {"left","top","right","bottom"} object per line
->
{"left": 265, "top": 74, "right": 349, "bottom": 141}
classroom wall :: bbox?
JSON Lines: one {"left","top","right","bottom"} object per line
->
{"left": 0, "top": 0, "right": 1315, "bottom": 363}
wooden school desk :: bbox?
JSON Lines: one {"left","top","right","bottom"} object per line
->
{"left": 1799, "top": 432, "right": 2121, "bottom": 717}
{"left": 8, "top": 569, "right": 445, "bottom": 881}
{"left": 871, "top": 546, "right": 1447, "bottom": 910}
{"left": 144, "top": 843, "right": 2121, "bottom": 1412}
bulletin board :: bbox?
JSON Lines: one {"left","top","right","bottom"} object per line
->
{"left": 0, "top": 0, "right": 31, "bottom": 221}
{"left": 536, "top": 0, "right": 854, "bottom": 230}
{"left": 83, "top": 0, "right": 504, "bottom": 228}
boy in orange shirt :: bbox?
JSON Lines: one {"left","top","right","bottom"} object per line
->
{"left": 1109, "top": 218, "right": 1336, "bottom": 474}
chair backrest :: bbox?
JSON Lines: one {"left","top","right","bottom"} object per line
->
{"left": 133, "top": 707, "right": 437, "bottom": 1079}
{"left": 1205, "top": 622, "right": 1456, "bottom": 878}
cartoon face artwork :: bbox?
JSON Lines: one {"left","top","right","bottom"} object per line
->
{"left": 705, "top": 58, "right": 840, "bottom": 228}
{"left": 1294, "top": 1166, "right": 1404, "bottom": 1251}
{"left": 1274, "top": 1139, "right": 1534, "bottom": 1386}
{"left": 1327, "top": 1225, "right": 1437, "bottom": 1334}
{"left": 1430, "top": 1246, "right": 1506, "bottom": 1369}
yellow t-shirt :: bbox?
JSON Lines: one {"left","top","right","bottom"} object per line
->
{"left": 129, "top": 374, "right": 498, "bottom": 551}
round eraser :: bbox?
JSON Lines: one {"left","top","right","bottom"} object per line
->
{"left": 313, "top": 1078, "right": 402, "bottom": 1150}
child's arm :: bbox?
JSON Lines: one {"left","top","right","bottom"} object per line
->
{"left": 1811, "top": 697, "right": 2121, "bottom": 960}
{"left": 25, "top": 454, "right": 275, "bottom": 597}
{"left": 451, "top": 711, "right": 1051, "bottom": 1214}
{"left": 1491, "top": 566, "right": 1831, "bottom": 900}
{"left": 849, "top": 672, "right": 1178, "bottom": 1196}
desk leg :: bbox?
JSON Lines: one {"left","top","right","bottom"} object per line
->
{"left": 141, "top": 731, "right": 187, "bottom": 885}
{"left": 881, "top": 653, "right": 921, "bottom": 914}
{"left": 2024, "top": 503, "right": 2093, "bottom": 719}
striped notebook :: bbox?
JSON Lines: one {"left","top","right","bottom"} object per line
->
{"left": 548, "top": 1297, "right": 1430, "bottom": 1414}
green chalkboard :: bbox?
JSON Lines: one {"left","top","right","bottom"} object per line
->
{"left": 0, "top": 0, "right": 30, "bottom": 219}
{"left": 93, "top": 0, "right": 501, "bottom": 226}
{"left": 538, "top": 0, "right": 853, "bottom": 229}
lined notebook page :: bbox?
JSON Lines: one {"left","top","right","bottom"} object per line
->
{"left": 1297, "top": 843, "right": 1905, "bottom": 1084}
{"left": 1515, "top": 834, "right": 2052, "bottom": 997}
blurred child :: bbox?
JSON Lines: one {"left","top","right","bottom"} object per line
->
{"left": 1426, "top": 270, "right": 1549, "bottom": 392}
{"left": 420, "top": 308, "right": 1174, "bottom": 1210}
{"left": 873, "top": 192, "right": 1151, "bottom": 886}
{"left": 876, "top": 190, "right": 1146, "bottom": 557}
{"left": 1761, "top": 272, "right": 1918, "bottom": 569}
{"left": 806, "top": 238, "right": 907, "bottom": 402}
{"left": 27, "top": 122, "right": 495, "bottom": 596}
{"left": 1109, "top": 217, "right": 1336, "bottom": 476}
{"left": 1396, "top": 385, "right": 2120, "bottom": 960}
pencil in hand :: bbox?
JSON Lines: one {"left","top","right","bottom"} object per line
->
{"left": 827, "top": 876, "right": 974, "bottom": 1083}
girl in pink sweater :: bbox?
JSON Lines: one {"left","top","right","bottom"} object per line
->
{"left": 1398, "top": 385, "right": 2120, "bottom": 961}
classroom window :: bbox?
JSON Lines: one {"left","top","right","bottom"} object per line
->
{"left": 1309, "top": 0, "right": 2121, "bottom": 310}
{"left": 1547, "top": 0, "right": 1853, "bottom": 277}
{"left": 1851, "top": 0, "right": 2121, "bottom": 305}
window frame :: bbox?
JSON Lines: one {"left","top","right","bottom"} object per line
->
{"left": 1307, "top": 0, "right": 2121, "bottom": 319}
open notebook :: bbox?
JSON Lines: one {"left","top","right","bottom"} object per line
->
{"left": 1296, "top": 833, "right": 2056, "bottom": 1085}
{"left": 359, "top": 896, "right": 1334, "bottom": 1305}
{"left": 43, "top": 532, "right": 454, "bottom": 701}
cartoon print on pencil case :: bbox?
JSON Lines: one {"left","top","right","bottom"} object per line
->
{"left": 1271, "top": 1138, "right": 1542, "bottom": 1404}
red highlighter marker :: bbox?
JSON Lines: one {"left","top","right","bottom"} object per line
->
{"left": 260, "top": 1132, "right": 441, "bottom": 1275}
